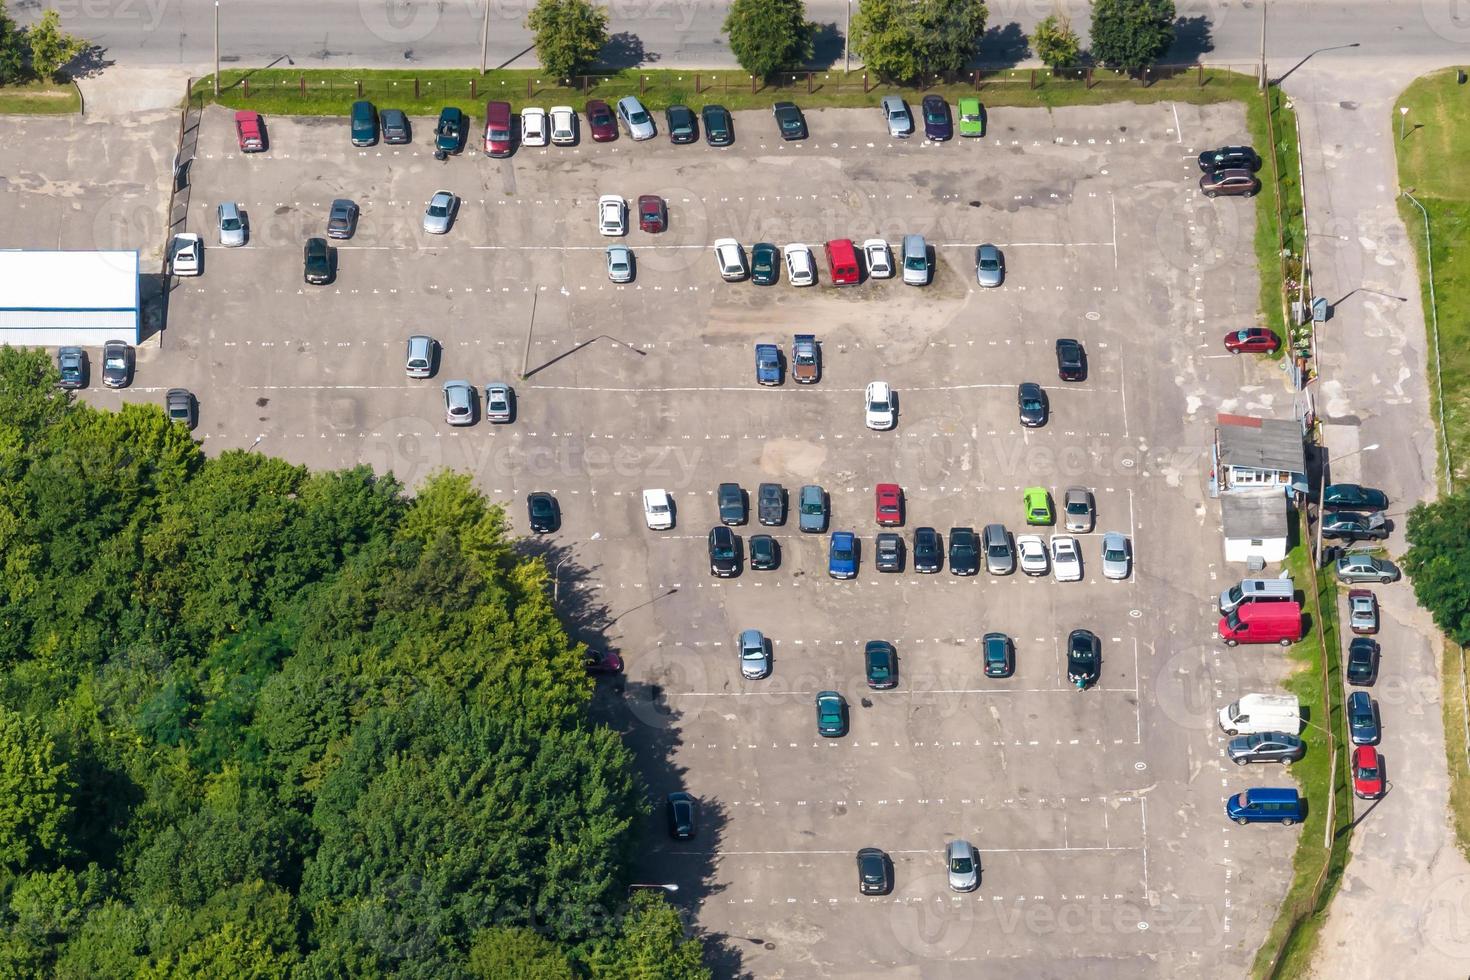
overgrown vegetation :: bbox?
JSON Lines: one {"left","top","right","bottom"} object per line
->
{"left": 0, "top": 347, "right": 706, "bottom": 977}
{"left": 1244, "top": 86, "right": 1306, "bottom": 353}
{"left": 0, "top": 1, "right": 86, "bottom": 87}
{"left": 849, "top": 0, "right": 988, "bottom": 83}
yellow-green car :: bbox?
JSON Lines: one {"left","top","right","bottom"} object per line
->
{"left": 958, "top": 97, "right": 986, "bottom": 137}
{"left": 1023, "top": 486, "right": 1053, "bottom": 525}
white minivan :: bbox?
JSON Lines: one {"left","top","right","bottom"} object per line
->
{"left": 1218, "top": 693, "right": 1300, "bottom": 736}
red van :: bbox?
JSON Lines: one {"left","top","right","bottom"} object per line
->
{"left": 484, "top": 101, "right": 513, "bottom": 157}
{"left": 1219, "top": 601, "right": 1302, "bottom": 647}
{"left": 825, "top": 239, "right": 860, "bottom": 285}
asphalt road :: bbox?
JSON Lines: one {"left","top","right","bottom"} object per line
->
{"left": 21, "top": 0, "right": 1470, "bottom": 72}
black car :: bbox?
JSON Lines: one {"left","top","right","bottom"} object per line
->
{"left": 526, "top": 492, "right": 559, "bottom": 533}
{"left": 749, "top": 533, "right": 779, "bottom": 570}
{"left": 865, "top": 640, "right": 897, "bottom": 690}
{"left": 857, "top": 847, "right": 892, "bottom": 895}
{"left": 1346, "top": 637, "right": 1379, "bottom": 686}
{"left": 1323, "top": 484, "right": 1389, "bottom": 511}
{"left": 666, "top": 792, "right": 697, "bottom": 840}
{"left": 665, "top": 104, "right": 697, "bottom": 144}
{"left": 708, "top": 526, "right": 740, "bottom": 577}
{"left": 757, "top": 482, "right": 785, "bottom": 526}
{"left": 1197, "top": 144, "right": 1261, "bottom": 173}
{"left": 983, "top": 631, "right": 1014, "bottom": 678}
{"left": 304, "top": 237, "right": 332, "bottom": 284}
{"left": 380, "top": 108, "right": 411, "bottom": 144}
{"left": 751, "top": 243, "right": 779, "bottom": 285}
{"left": 921, "top": 94, "right": 952, "bottom": 141}
{"left": 773, "top": 101, "right": 807, "bottom": 140}
{"left": 913, "top": 526, "right": 942, "bottom": 573}
{"left": 1321, "top": 511, "right": 1389, "bottom": 542}
{"left": 1226, "top": 732, "right": 1305, "bottom": 765}
{"left": 1066, "top": 629, "right": 1100, "bottom": 689}
{"left": 948, "top": 526, "right": 979, "bottom": 576}
{"left": 1018, "top": 382, "right": 1049, "bottom": 427}
{"left": 702, "top": 104, "right": 733, "bottom": 146}
{"left": 718, "top": 482, "right": 746, "bottom": 525}
{"left": 435, "top": 106, "right": 466, "bottom": 153}
{"left": 874, "top": 532, "right": 903, "bottom": 572}
{"left": 56, "top": 346, "right": 87, "bottom": 389}
{"left": 1055, "top": 338, "right": 1087, "bottom": 382}
{"left": 101, "top": 340, "right": 133, "bottom": 389}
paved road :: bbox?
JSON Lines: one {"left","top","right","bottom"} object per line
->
{"left": 19, "top": 0, "right": 1469, "bottom": 73}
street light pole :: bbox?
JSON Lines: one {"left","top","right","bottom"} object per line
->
{"left": 213, "top": 1, "right": 220, "bottom": 96}
{"left": 1258, "top": 0, "right": 1267, "bottom": 90}
{"left": 480, "top": 0, "right": 491, "bottom": 76}
{"left": 1313, "top": 443, "right": 1380, "bottom": 565}
{"left": 844, "top": 0, "right": 852, "bottom": 74}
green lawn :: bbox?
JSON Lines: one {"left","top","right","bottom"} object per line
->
{"left": 0, "top": 80, "right": 81, "bottom": 114}
{"left": 196, "top": 66, "right": 1256, "bottom": 117}
{"left": 1245, "top": 86, "right": 1306, "bottom": 358}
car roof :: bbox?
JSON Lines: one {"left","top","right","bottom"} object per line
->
{"left": 617, "top": 96, "right": 643, "bottom": 110}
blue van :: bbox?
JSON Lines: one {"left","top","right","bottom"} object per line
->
{"left": 1226, "top": 787, "right": 1304, "bottom": 826}
{"left": 350, "top": 100, "right": 379, "bottom": 146}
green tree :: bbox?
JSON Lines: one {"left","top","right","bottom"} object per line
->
{"left": 1403, "top": 490, "right": 1470, "bottom": 643}
{"left": 0, "top": 1, "right": 26, "bottom": 88}
{"left": 722, "top": 0, "right": 814, "bottom": 80}
{"left": 913, "top": 0, "right": 987, "bottom": 75}
{"left": 0, "top": 704, "right": 74, "bottom": 871}
{"left": 24, "top": 9, "right": 87, "bottom": 82}
{"left": 468, "top": 926, "right": 576, "bottom": 979}
{"left": 525, "top": 0, "right": 608, "bottom": 78}
{"left": 851, "top": 0, "right": 987, "bottom": 82}
{"left": 586, "top": 892, "right": 709, "bottom": 980}
{"left": 1089, "top": 0, "right": 1176, "bottom": 73}
{"left": 1031, "top": 13, "right": 1080, "bottom": 69}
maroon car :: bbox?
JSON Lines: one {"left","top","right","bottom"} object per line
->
{"left": 638, "top": 195, "right": 667, "bottom": 233}
{"left": 586, "top": 99, "right": 618, "bottom": 142}
{"left": 584, "top": 649, "right": 623, "bottom": 674}
{"left": 1224, "top": 328, "right": 1281, "bottom": 353}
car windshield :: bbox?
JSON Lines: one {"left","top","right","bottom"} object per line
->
{"left": 532, "top": 498, "right": 552, "bottom": 516}
{"left": 647, "top": 501, "right": 668, "bottom": 515}
{"left": 950, "top": 856, "right": 972, "bottom": 874}
{"left": 630, "top": 109, "right": 649, "bottom": 125}
{"left": 868, "top": 398, "right": 888, "bottom": 412}
{"left": 1105, "top": 544, "right": 1126, "bottom": 560}
{"left": 105, "top": 351, "right": 125, "bottom": 368}
{"left": 962, "top": 110, "right": 980, "bottom": 121}
{"left": 221, "top": 215, "right": 241, "bottom": 230}
{"left": 926, "top": 107, "right": 945, "bottom": 123}
{"left": 802, "top": 498, "right": 821, "bottom": 514}
{"left": 952, "top": 540, "right": 975, "bottom": 558}
{"left": 742, "top": 646, "right": 762, "bottom": 661}
{"left": 868, "top": 657, "right": 889, "bottom": 677}
{"left": 712, "top": 540, "right": 734, "bottom": 559}
{"left": 429, "top": 202, "right": 448, "bottom": 217}
{"left": 1022, "top": 396, "right": 1043, "bottom": 411}
{"left": 979, "top": 255, "right": 998, "bottom": 269}
{"left": 905, "top": 254, "right": 924, "bottom": 270}
{"left": 753, "top": 254, "right": 772, "bottom": 272}
{"left": 489, "top": 126, "right": 509, "bottom": 140}
{"left": 795, "top": 349, "right": 814, "bottom": 363}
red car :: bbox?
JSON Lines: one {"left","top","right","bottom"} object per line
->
{"left": 1352, "top": 745, "right": 1384, "bottom": 799}
{"left": 584, "top": 649, "right": 623, "bottom": 675}
{"left": 234, "top": 110, "right": 265, "bottom": 152}
{"left": 875, "top": 483, "right": 903, "bottom": 526}
{"left": 586, "top": 99, "right": 618, "bottom": 142}
{"left": 638, "top": 195, "right": 667, "bottom": 233}
{"left": 1224, "top": 328, "right": 1280, "bottom": 354}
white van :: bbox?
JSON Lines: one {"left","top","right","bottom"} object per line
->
{"left": 1219, "top": 577, "right": 1295, "bottom": 615}
{"left": 1218, "top": 693, "right": 1300, "bottom": 736}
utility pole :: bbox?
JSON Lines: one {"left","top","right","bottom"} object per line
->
{"left": 213, "top": 1, "right": 221, "bottom": 96}
{"left": 844, "top": 0, "right": 852, "bottom": 74}
{"left": 1258, "top": 0, "right": 1267, "bottom": 90}
{"left": 480, "top": 1, "right": 491, "bottom": 76}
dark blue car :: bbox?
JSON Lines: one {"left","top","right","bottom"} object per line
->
{"left": 1348, "top": 691, "right": 1380, "bottom": 745}
{"left": 828, "top": 531, "right": 857, "bottom": 579}
{"left": 755, "top": 343, "right": 781, "bottom": 385}
{"left": 922, "top": 95, "right": 952, "bottom": 141}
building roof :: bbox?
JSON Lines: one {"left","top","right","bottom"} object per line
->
{"left": 1222, "top": 491, "right": 1290, "bottom": 541}
{"left": 0, "top": 250, "right": 138, "bottom": 312}
{"left": 1217, "top": 415, "right": 1305, "bottom": 473}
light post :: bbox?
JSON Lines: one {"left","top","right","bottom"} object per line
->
{"left": 480, "top": 0, "right": 491, "bottom": 75}
{"left": 844, "top": 0, "right": 852, "bottom": 74}
{"left": 1258, "top": 0, "right": 1267, "bottom": 90}
{"left": 1313, "top": 443, "right": 1379, "bottom": 566}
{"left": 213, "top": 1, "right": 220, "bottom": 96}
{"left": 553, "top": 556, "right": 572, "bottom": 602}
{"left": 1270, "top": 41, "right": 1360, "bottom": 88}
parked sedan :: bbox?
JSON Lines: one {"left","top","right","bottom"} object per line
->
{"left": 1346, "top": 637, "right": 1379, "bottom": 685}
{"left": 863, "top": 238, "right": 894, "bottom": 279}
{"left": 666, "top": 792, "right": 697, "bottom": 839}
{"left": 773, "top": 101, "right": 807, "bottom": 140}
{"left": 442, "top": 380, "right": 475, "bottom": 425}
{"left": 165, "top": 388, "right": 196, "bottom": 429}
{"left": 957, "top": 96, "right": 985, "bottom": 136}
{"left": 422, "top": 190, "right": 457, "bottom": 234}
{"left": 865, "top": 640, "right": 897, "bottom": 689}
{"left": 865, "top": 381, "right": 896, "bottom": 430}
{"left": 1200, "top": 168, "right": 1261, "bottom": 198}
{"left": 1067, "top": 629, "right": 1101, "bottom": 689}
{"left": 170, "top": 232, "right": 202, "bottom": 276}
{"left": 1323, "top": 484, "right": 1389, "bottom": 511}
{"left": 1336, "top": 553, "right": 1400, "bottom": 584}
{"left": 380, "top": 108, "right": 410, "bottom": 144}
{"left": 708, "top": 526, "right": 740, "bottom": 576}
{"left": 1227, "top": 732, "right": 1305, "bottom": 766}
{"left": 783, "top": 243, "right": 816, "bottom": 286}
{"left": 828, "top": 532, "right": 858, "bottom": 579}
{"left": 750, "top": 242, "right": 779, "bottom": 285}
{"left": 815, "top": 691, "right": 848, "bottom": 736}
{"left": 1024, "top": 487, "right": 1053, "bottom": 526}
{"left": 665, "top": 104, "right": 697, "bottom": 143}
{"left": 434, "top": 106, "right": 466, "bottom": 153}
{"left": 739, "top": 628, "right": 770, "bottom": 679}
{"left": 1101, "top": 532, "right": 1132, "bottom": 580}
{"left": 586, "top": 98, "right": 617, "bottom": 141}
{"left": 1353, "top": 745, "right": 1385, "bottom": 799}
{"left": 1348, "top": 690, "right": 1380, "bottom": 745}
{"left": 584, "top": 649, "right": 623, "bottom": 675}
{"left": 1063, "top": 487, "right": 1095, "bottom": 532}
{"left": 874, "top": 532, "right": 903, "bottom": 572}
{"left": 713, "top": 239, "right": 748, "bottom": 281}
{"left": 217, "top": 201, "right": 246, "bottom": 246}
{"left": 875, "top": 484, "right": 903, "bottom": 526}
{"left": 1348, "top": 589, "right": 1379, "bottom": 634}
{"left": 880, "top": 95, "right": 913, "bottom": 138}
{"left": 798, "top": 484, "right": 828, "bottom": 532}
{"left": 1050, "top": 535, "right": 1082, "bottom": 582}
{"left": 638, "top": 194, "right": 667, "bottom": 233}
{"left": 946, "top": 839, "right": 979, "bottom": 892}
{"left": 974, "top": 243, "right": 1004, "bottom": 286}
{"left": 702, "top": 104, "right": 733, "bottom": 145}
{"left": 1055, "top": 338, "right": 1087, "bottom": 381}
{"left": 913, "top": 526, "right": 942, "bottom": 573}
{"left": 1016, "top": 534, "right": 1048, "bottom": 576}
{"left": 101, "top": 340, "right": 133, "bottom": 388}
{"left": 520, "top": 107, "right": 548, "bottom": 146}
{"left": 757, "top": 482, "right": 785, "bottom": 526}
{"left": 947, "top": 527, "right": 979, "bottom": 576}
{"left": 484, "top": 383, "right": 514, "bottom": 423}
{"left": 718, "top": 482, "right": 746, "bottom": 525}
{"left": 1018, "top": 382, "right": 1049, "bottom": 427}
{"left": 749, "top": 534, "right": 779, "bottom": 570}
{"left": 857, "top": 847, "right": 892, "bottom": 895}
{"left": 326, "top": 198, "right": 359, "bottom": 239}
{"left": 983, "top": 631, "right": 1014, "bottom": 678}
{"left": 1321, "top": 511, "right": 1389, "bottom": 542}
{"left": 921, "top": 94, "right": 952, "bottom": 140}
{"left": 549, "top": 105, "right": 577, "bottom": 145}
{"left": 1224, "top": 328, "right": 1281, "bottom": 353}
{"left": 303, "top": 237, "right": 331, "bottom": 284}
{"left": 526, "top": 492, "right": 560, "bottom": 533}
{"left": 984, "top": 523, "right": 1014, "bottom": 575}
{"left": 616, "top": 96, "right": 656, "bottom": 140}
{"left": 598, "top": 195, "right": 628, "bottom": 236}
{"left": 56, "top": 347, "right": 86, "bottom": 389}
{"left": 605, "top": 245, "right": 634, "bottom": 283}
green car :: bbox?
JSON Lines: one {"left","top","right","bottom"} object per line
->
{"left": 751, "top": 242, "right": 779, "bottom": 285}
{"left": 1023, "top": 486, "right": 1053, "bottom": 526}
{"left": 815, "top": 691, "right": 848, "bottom": 737}
{"left": 957, "top": 97, "right": 985, "bottom": 138}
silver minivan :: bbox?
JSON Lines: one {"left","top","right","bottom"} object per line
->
{"left": 901, "top": 234, "right": 929, "bottom": 286}
{"left": 1218, "top": 577, "right": 1295, "bottom": 614}
{"left": 217, "top": 201, "right": 246, "bottom": 247}
{"left": 405, "top": 335, "right": 435, "bottom": 379}
{"left": 946, "top": 839, "right": 979, "bottom": 892}
{"left": 983, "top": 523, "right": 1014, "bottom": 575}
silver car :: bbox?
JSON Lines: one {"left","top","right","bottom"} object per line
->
{"left": 423, "top": 190, "right": 456, "bottom": 234}
{"left": 1063, "top": 487, "right": 1095, "bottom": 533}
{"left": 443, "top": 380, "right": 475, "bottom": 425}
{"left": 217, "top": 201, "right": 246, "bottom": 247}
{"left": 405, "top": 335, "right": 435, "bottom": 379}
{"left": 606, "top": 245, "right": 634, "bottom": 283}
{"left": 983, "top": 523, "right": 1014, "bottom": 575}
{"left": 880, "top": 95, "right": 912, "bottom": 138}
{"left": 901, "top": 234, "right": 929, "bottom": 286}
{"left": 1101, "top": 532, "right": 1131, "bottom": 580}
{"left": 616, "top": 96, "right": 656, "bottom": 140}
{"left": 739, "top": 628, "right": 770, "bottom": 679}
{"left": 946, "top": 839, "right": 979, "bottom": 892}
{"left": 975, "top": 243, "right": 1004, "bottom": 287}
{"left": 485, "top": 382, "right": 514, "bottom": 423}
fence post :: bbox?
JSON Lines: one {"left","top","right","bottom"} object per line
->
{"left": 807, "top": 71, "right": 814, "bottom": 94}
{"left": 862, "top": 71, "right": 869, "bottom": 94}
{"left": 973, "top": 69, "right": 980, "bottom": 90}
{"left": 1085, "top": 68, "right": 1093, "bottom": 90}
{"left": 354, "top": 79, "right": 361, "bottom": 97}
{"left": 695, "top": 72, "right": 701, "bottom": 94}
{"left": 414, "top": 77, "right": 420, "bottom": 99}
{"left": 243, "top": 78, "right": 250, "bottom": 97}
{"left": 470, "top": 79, "right": 476, "bottom": 99}
{"left": 1030, "top": 68, "right": 1037, "bottom": 90}
{"left": 527, "top": 77, "right": 533, "bottom": 98}
{"left": 750, "top": 74, "right": 756, "bottom": 95}
{"left": 641, "top": 75, "right": 647, "bottom": 95}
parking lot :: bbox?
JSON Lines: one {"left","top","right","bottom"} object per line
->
{"left": 63, "top": 98, "right": 1306, "bottom": 976}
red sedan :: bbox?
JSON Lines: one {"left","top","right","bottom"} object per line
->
{"left": 1352, "top": 745, "right": 1384, "bottom": 799}
{"left": 875, "top": 484, "right": 903, "bottom": 526}
{"left": 584, "top": 649, "right": 623, "bottom": 675}
{"left": 585, "top": 99, "right": 618, "bottom": 142}
{"left": 1224, "top": 328, "right": 1281, "bottom": 354}
{"left": 638, "top": 195, "right": 667, "bottom": 233}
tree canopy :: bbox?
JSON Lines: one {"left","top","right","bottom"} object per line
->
{"left": 1403, "top": 490, "right": 1470, "bottom": 644}
{"left": 525, "top": 0, "right": 609, "bottom": 79}
{"left": 722, "top": 0, "right": 814, "bottom": 80}
{"left": 0, "top": 347, "right": 703, "bottom": 977}
{"left": 1088, "top": 0, "right": 1176, "bottom": 73}
{"left": 850, "top": 0, "right": 988, "bottom": 83}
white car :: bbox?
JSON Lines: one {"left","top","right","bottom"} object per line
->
{"left": 1049, "top": 534, "right": 1082, "bottom": 582}
{"left": 1101, "top": 532, "right": 1131, "bottom": 580}
{"left": 865, "top": 381, "right": 896, "bottom": 431}
{"left": 783, "top": 243, "right": 816, "bottom": 286}
{"left": 605, "top": 245, "right": 633, "bottom": 283}
{"left": 713, "top": 238, "right": 748, "bottom": 281}
{"left": 549, "top": 105, "right": 576, "bottom": 145}
{"left": 863, "top": 238, "right": 893, "bottom": 279}
{"left": 521, "top": 107, "right": 548, "bottom": 146}
{"left": 485, "top": 382, "right": 514, "bottom": 423}
{"left": 598, "top": 195, "right": 627, "bottom": 236}
{"left": 1016, "top": 534, "right": 1048, "bottom": 576}
{"left": 643, "top": 489, "right": 674, "bottom": 529}
{"left": 170, "top": 233, "right": 202, "bottom": 276}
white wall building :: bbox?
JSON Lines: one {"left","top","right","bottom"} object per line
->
{"left": 0, "top": 250, "right": 140, "bottom": 347}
